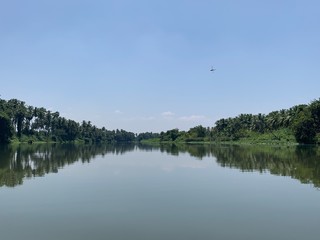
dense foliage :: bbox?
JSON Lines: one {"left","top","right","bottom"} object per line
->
{"left": 146, "top": 99, "right": 320, "bottom": 144}
{"left": 136, "top": 132, "right": 160, "bottom": 141}
{"left": 1, "top": 97, "right": 319, "bottom": 145}
{"left": 0, "top": 112, "right": 12, "bottom": 143}
{"left": 212, "top": 99, "right": 320, "bottom": 144}
{"left": 0, "top": 98, "right": 135, "bottom": 144}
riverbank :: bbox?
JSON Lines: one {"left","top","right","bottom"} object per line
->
{"left": 140, "top": 129, "right": 301, "bottom": 146}
{"left": 9, "top": 136, "right": 85, "bottom": 145}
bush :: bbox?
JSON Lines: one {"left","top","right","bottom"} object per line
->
{"left": 0, "top": 113, "right": 13, "bottom": 144}
{"left": 293, "top": 117, "right": 316, "bottom": 144}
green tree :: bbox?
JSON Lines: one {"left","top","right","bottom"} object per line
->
{"left": 189, "top": 125, "right": 207, "bottom": 138}
{"left": 309, "top": 98, "right": 320, "bottom": 132}
{"left": 0, "top": 112, "right": 13, "bottom": 143}
{"left": 23, "top": 106, "right": 34, "bottom": 135}
{"left": 168, "top": 129, "right": 180, "bottom": 141}
{"left": 7, "top": 99, "right": 27, "bottom": 138}
{"left": 293, "top": 110, "right": 316, "bottom": 144}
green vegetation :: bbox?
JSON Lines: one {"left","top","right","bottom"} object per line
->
{"left": 0, "top": 112, "right": 13, "bottom": 144}
{"left": 1, "top": 97, "right": 319, "bottom": 145}
{"left": 0, "top": 98, "right": 135, "bottom": 144}
{"left": 138, "top": 98, "right": 320, "bottom": 145}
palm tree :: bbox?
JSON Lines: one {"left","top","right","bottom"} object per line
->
{"left": 7, "top": 99, "right": 27, "bottom": 138}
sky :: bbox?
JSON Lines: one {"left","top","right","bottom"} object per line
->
{"left": 1, "top": 0, "right": 319, "bottom": 133}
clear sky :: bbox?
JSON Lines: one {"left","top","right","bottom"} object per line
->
{"left": 1, "top": 0, "right": 319, "bottom": 133}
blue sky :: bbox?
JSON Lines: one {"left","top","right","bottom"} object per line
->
{"left": 1, "top": 0, "right": 319, "bottom": 133}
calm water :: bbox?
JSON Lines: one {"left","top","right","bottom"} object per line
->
{"left": 0, "top": 143, "right": 320, "bottom": 240}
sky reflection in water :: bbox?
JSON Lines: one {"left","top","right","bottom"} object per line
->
{"left": 0, "top": 143, "right": 320, "bottom": 240}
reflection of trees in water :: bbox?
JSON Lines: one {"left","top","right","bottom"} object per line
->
{"left": 1, "top": 143, "right": 320, "bottom": 188}
{"left": 138, "top": 143, "right": 212, "bottom": 159}
{"left": 0, "top": 143, "right": 135, "bottom": 187}
{"left": 211, "top": 145, "right": 320, "bottom": 188}
{"left": 139, "top": 143, "right": 320, "bottom": 188}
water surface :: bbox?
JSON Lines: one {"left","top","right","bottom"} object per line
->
{"left": 0, "top": 143, "right": 319, "bottom": 240}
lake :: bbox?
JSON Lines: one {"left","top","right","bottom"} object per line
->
{"left": 0, "top": 143, "right": 320, "bottom": 240}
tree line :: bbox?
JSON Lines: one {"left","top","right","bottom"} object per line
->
{"left": 0, "top": 98, "right": 135, "bottom": 144}
{"left": 147, "top": 98, "right": 320, "bottom": 144}
{"left": 1, "top": 97, "right": 319, "bottom": 144}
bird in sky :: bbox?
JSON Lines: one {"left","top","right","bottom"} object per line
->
{"left": 210, "top": 66, "right": 216, "bottom": 72}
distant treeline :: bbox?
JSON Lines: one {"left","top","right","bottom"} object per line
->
{"left": 213, "top": 99, "right": 320, "bottom": 144}
{"left": 1, "top": 98, "right": 319, "bottom": 145}
{"left": 0, "top": 98, "right": 135, "bottom": 144}
{"left": 142, "top": 98, "right": 320, "bottom": 144}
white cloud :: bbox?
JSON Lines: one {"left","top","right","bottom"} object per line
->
{"left": 140, "top": 116, "right": 156, "bottom": 121}
{"left": 161, "top": 111, "right": 175, "bottom": 118}
{"left": 179, "top": 115, "right": 207, "bottom": 121}
{"left": 121, "top": 116, "right": 155, "bottom": 121}
{"left": 115, "top": 110, "right": 123, "bottom": 114}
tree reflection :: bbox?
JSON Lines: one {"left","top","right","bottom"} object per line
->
{"left": 0, "top": 143, "right": 135, "bottom": 187}
{"left": 1, "top": 143, "right": 319, "bottom": 188}
{"left": 210, "top": 145, "right": 320, "bottom": 187}
{"left": 139, "top": 143, "right": 320, "bottom": 188}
